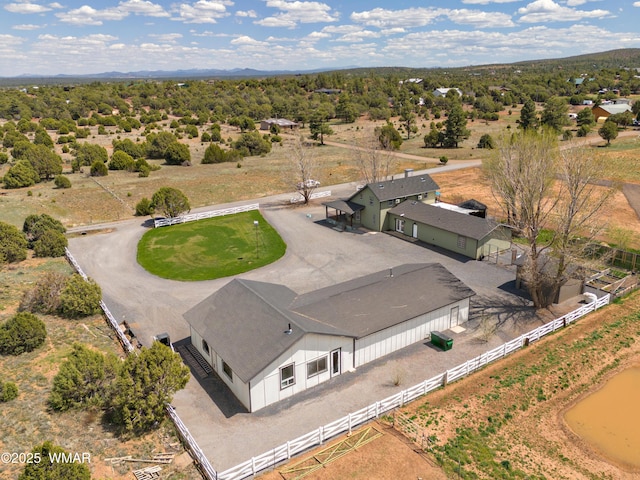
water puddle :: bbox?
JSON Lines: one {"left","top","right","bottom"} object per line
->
{"left": 565, "top": 366, "right": 640, "bottom": 469}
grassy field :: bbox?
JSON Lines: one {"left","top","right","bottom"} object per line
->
{"left": 0, "top": 257, "right": 201, "bottom": 480}
{"left": 137, "top": 210, "right": 286, "bottom": 281}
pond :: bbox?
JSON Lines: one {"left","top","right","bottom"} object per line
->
{"left": 564, "top": 366, "right": 640, "bottom": 469}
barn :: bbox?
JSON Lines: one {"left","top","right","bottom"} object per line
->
{"left": 184, "top": 263, "right": 475, "bottom": 412}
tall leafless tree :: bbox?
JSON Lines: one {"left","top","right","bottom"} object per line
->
{"left": 351, "top": 133, "right": 397, "bottom": 185}
{"left": 287, "top": 135, "right": 319, "bottom": 205}
{"left": 485, "top": 133, "right": 615, "bottom": 308}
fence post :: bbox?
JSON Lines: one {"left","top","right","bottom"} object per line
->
{"left": 375, "top": 401, "right": 379, "bottom": 418}
{"left": 319, "top": 426, "right": 324, "bottom": 445}
{"left": 442, "top": 371, "right": 448, "bottom": 386}
{"left": 348, "top": 413, "right": 353, "bottom": 434}
{"left": 287, "top": 441, "right": 291, "bottom": 459}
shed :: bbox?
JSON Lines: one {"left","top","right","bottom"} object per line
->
{"left": 185, "top": 263, "right": 474, "bottom": 412}
{"left": 260, "top": 118, "right": 299, "bottom": 130}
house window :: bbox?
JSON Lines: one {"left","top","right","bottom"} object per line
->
{"left": 280, "top": 363, "right": 295, "bottom": 389}
{"left": 369, "top": 196, "right": 374, "bottom": 206}
{"left": 222, "top": 361, "right": 233, "bottom": 381}
{"left": 388, "top": 200, "right": 394, "bottom": 207}
{"left": 201, "top": 339, "right": 210, "bottom": 355}
{"left": 457, "top": 235, "right": 467, "bottom": 249}
{"left": 307, "top": 356, "right": 328, "bottom": 378}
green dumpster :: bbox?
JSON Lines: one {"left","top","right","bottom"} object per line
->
{"left": 431, "top": 331, "right": 453, "bottom": 351}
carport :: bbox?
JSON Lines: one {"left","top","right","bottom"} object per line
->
{"left": 323, "top": 200, "right": 364, "bottom": 229}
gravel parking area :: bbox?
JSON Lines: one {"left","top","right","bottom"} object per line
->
{"left": 67, "top": 174, "right": 542, "bottom": 472}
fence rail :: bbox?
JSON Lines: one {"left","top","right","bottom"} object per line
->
{"left": 154, "top": 203, "right": 260, "bottom": 228}
{"left": 64, "top": 248, "right": 218, "bottom": 479}
{"left": 218, "top": 293, "right": 610, "bottom": 480}
{"left": 290, "top": 190, "right": 331, "bottom": 204}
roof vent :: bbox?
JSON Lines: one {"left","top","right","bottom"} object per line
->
{"left": 389, "top": 268, "right": 393, "bottom": 278}
{"left": 420, "top": 177, "right": 425, "bottom": 182}
{"left": 285, "top": 323, "right": 292, "bottom": 335}
{"left": 379, "top": 184, "right": 384, "bottom": 188}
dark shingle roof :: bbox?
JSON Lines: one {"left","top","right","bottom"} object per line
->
{"left": 351, "top": 175, "right": 439, "bottom": 203}
{"left": 389, "top": 201, "right": 505, "bottom": 240}
{"left": 185, "top": 263, "right": 474, "bottom": 382}
{"left": 322, "top": 199, "right": 365, "bottom": 215}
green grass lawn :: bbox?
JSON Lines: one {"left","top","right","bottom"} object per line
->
{"left": 137, "top": 210, "right": 286, "bottom": 281}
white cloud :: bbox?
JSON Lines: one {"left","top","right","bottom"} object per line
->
{"left": 236, "top": 10, "right": 257, "bottom": 17}
{"left": 333, "top": 30, "right": 380, "bottom": 43}
{"left": 350, "top": 7, "right": 447, "bottom": 28}
{"left": 118, "top": 0, "right": 169, "bottom": 17}
{"left": 230, "top": 35, "right": 268, "bottom": 46}
{"left": 462, "top": 0, "right": 520, "bottom": 4}
{"left": 517, "top": 0, "right": 611, "bottom": 23}
{"left": 49, "top": 2, "right": 62, "bottom": 8}
{"left": 255, "top": 0, "right": 339, "bottom": 28}
{"left": 448, "top": 9, "right": 515, "bottom": 27}
{"left": 5, "top": 2, "right": 53, "bottom": 14}
{"left": 149, "top": 33, "right": 183, "bottom": 42}
{"left": 172, "top": 0, "right": 233, "bottom": 24}
{"left": 56, "top": 6, "right": 129, "bottom": 25}
{"left": 12, "top": 23, "right": 45, "bottom": 30}
{"left": 633, "top": 1, "right": 640, "bottom": 6}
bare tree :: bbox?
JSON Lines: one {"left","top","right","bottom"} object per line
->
{"left": 484, "top": 133, "right": 614, "bottom": 308}
{"left": 287, "top": 135, "right": 320, "bottom": 204}
{"left": 548, "top": 141, "right": 616, "bottom": 302}
{"left": 484, "top": 130, "right": 558, "bottom": 308}
{"left": 351, "top": 133, "right": 397, "bottom": 185}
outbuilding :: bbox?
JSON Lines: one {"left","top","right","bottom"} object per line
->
{"left": 185, "top": 263, "right": 474, "bottom": 412}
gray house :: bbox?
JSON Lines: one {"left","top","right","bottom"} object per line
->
{"left": 185, "top": 263, "right": 474, "bottom": 412}
{"left": 387, "top": 201, "right": 512, "bottom": 260}
{"left": 324, "top": 174, "right": 440, "bottom": 231}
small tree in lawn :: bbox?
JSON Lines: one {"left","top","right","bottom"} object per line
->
{"left": 111, "top": 341, "right": 190, "bottom": 433}
{"left": 151, "top": 187, "right": 190, "bottom": 218}
{"left": 58, "top": 274, "right": 102, "bottom": 318}
{"left": 135, "top": 197, "right": 154, "bottom": 216}
{"left": 598, "top": 120, "right": 618, "bottom": 145}
{"left": 164, "top": 142, "right": 191, "bottom": 165}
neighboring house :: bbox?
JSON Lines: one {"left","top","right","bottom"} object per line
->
{"left": 433, "top": 87, "right": 462, "bottom": 97}
{"left": 592, "top": 103, "right": 632, "bottom": 121}
{"left": 185, "top": 263, "right": 475, "bottom": 412}
{"left": 260, "top": 118, "right": 298, "bottom": 130}
{"left": 323, "top": 174, "right": 440, "bottom": 231}
{"left": 387, "top": 201, "right": 512, "bottom": 260}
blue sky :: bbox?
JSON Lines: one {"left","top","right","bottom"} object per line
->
{"left": 1, "top": 0, "right": 639, "bottom": 76}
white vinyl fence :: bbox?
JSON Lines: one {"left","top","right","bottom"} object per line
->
{"left": 154, "top": 203, "right": 260, "bottom": 228}
{"left": 218, "top": 294, "right": 610, "bottom": 480}
{"left": 290, "top": 190, "right": 331, "bottom": 204}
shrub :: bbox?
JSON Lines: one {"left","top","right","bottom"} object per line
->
{"left": 477, "top": 133, "right": 495, "bottom": 149}
{"left": 54, "top": 175, "right": 71, "bottom": 189}
{"left": 33, "top": 230, "right": 68, "bottom": 258}
{"left": 58, "top": 274, "right": 102, "bottom": 318}
{"left": 0, "top": 381, "right": 18, "bottom": 402}
{"left": 202, "top": 143, "right": 228, "bottom": 164}
{"left": 108, "top": 151, "right": 135, "bottom": 171}
{"left": 90, "top": 160, "right": 108, "bottom": 176}
{"left": 232, "top": 131, "right": 271, "bottom": 156}
{"left": 135, "top": 197, "right": 153, "bottom": 216}
{"left": 0, "top": 152, "right": 8, "bottom": 164}
{"left": 138, "top": 165, "right": 150, "bottom": 177}
{"left": 0, "top": 221, "right": 28, "bottom": 264}
{"left": 49, "top": 343, "right": 119, "bottom": 411}
{"left": 577, "top": 125, "right": 590, "bottom": 137}
{"left": 440, "top": 156, "right": 449, "bottom": 164}
{"left": 19, "top": 442, "right": 91, "bottom": 480}
{"left": 0, "top": 312, "right": 47, "bottom": 355}
{"left": 164, "top": 142, "right": 191, "bottom": 165}
{"left": 3, "top": 160, "right": 40, "bottom": 188}
{"left": 23, "top": 213, "right": 66, "bottom": 247}
{"left": 19, "top": 271, "right": 67, "bottom": 314}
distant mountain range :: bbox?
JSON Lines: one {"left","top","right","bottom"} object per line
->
{"left": 3, "top": 48, "right": 640, "bottom": 84}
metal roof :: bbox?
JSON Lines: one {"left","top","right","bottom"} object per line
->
{"left": 322, "top": 199, "right": 365, "bottom": 215}
{"left": 185, "top": 263, "right": 474, "bottom": 383}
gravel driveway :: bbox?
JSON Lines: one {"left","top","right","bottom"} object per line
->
{"left": 67, "top": 169, "right": 540, "bottom": 472}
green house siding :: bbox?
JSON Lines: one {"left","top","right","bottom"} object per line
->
{"left": 389, "top": 213, "right": 512, "bottom": 260}
{"left": 350, "top": 186, "right": 437, "bottom": 232}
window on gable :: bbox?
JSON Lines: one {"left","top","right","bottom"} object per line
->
{"left": 457, "top": 235, "right": 467, "bottom": 249}
{"left": 280, "top": 363, "right": 295, "bottom": 389}
{"left": 387, "top": 200, "right": 394, "bottom": 207}
{"left": 222, "top": 361, "right": 233, "bottom": 381}
{"left": 307, "top": 356, "right": 328, "bottom": 378}
{"left": 369, "top": 196, "right": 374, "bottom": 206}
